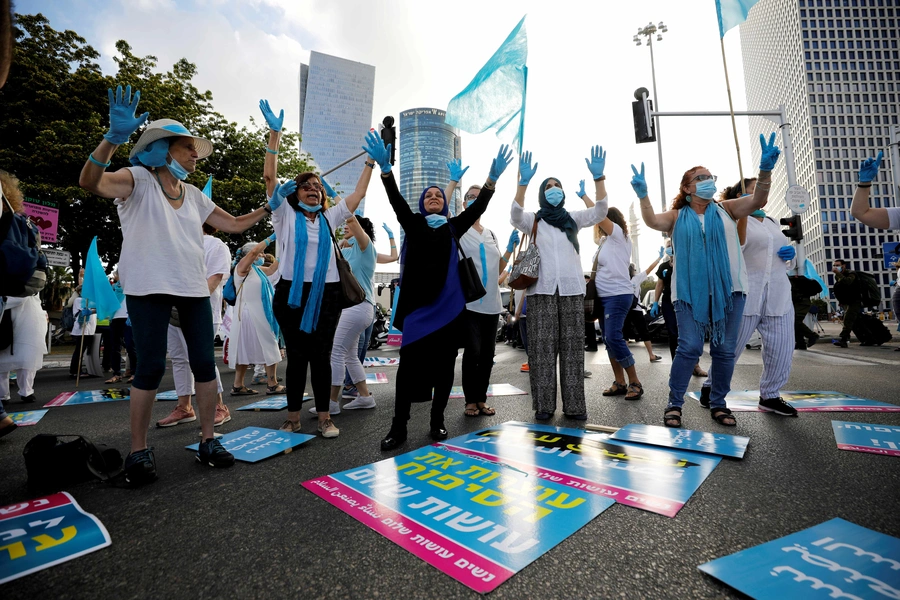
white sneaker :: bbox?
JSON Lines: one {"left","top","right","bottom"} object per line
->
{"left": 308, "top": 400, "right": 341, "bottom": 415}
{"left": 343, "top": 395, "right": 376, "bottom": 410}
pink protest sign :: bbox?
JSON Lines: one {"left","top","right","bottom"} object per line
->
{"left": 23, "top": 198, "right": 59, "bottom": 243}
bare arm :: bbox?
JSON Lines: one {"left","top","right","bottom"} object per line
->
{"left": 638, "top": 194, "right": 678, "bottom": 233}
{"left": 262, "top": 261, "right": 279, "bottom": 276}
{"left": 207, "top": 273, "right": 224, "bottom": 295}
{"left": 235, "top": 241, "right": 268, "bottom": 277}
{"left": 344, "top": 215, "right": 370, "bottom": 252}
{"left": 377, "top": 235, "right": 398, "bottom": 264}
{"left": 445, "top": 180, "right": 458, "bottom": 204}
{"left": 654, "top": 276, "right": 663, "bottom": 301}
{"left": 78, "top": 140, "right": 136, "bottom": 199}
{"left": 644, "top": 256, "right": 662, "bottom": 276}
{"left": 205, "top": 205, "right": 269, "bottom": 234}
{"left": 721, "top": 170, "right": 773, "bottom": 221}
{"left": 337, "top": 163, "right": 375, "bottom": 214}
{"left": 263, "top": 129, "right": 281, "bottom": 199}
{"left": 850, "top": 185, "right": 890, "bottom": 229}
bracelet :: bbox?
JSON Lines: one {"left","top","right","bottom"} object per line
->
{"left": 593, "top": 175, "right": 606, "bottom": 181}
{"left": 263, "top": 204, "right": 273, "bottom": 214}
{"left": 88, "top": 153, "right": 111, "bottom": 168}
{"left": 857, "top": 182, "right": 872, "bottom": 188}
{"left": 365, "top": 161, "right": 375, "bottom": 169}
{"left": 483, "top": 180, "right": 496, "bottom": 190}
{"left": 266, "top": 148, "right": 279, "bottom": 155}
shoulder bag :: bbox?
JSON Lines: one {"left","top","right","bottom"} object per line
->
{"left": 508, "top": 219, "right": 540, "bottom": 291}
{"left": 325, "top": 219, "right": 366, "bottom": 309}
{"left": 448, "top": 224, "right": 487, "bottom": 304}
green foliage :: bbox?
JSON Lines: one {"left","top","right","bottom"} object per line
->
{"left": 0, "top": 13, "right": 315, "bottom": 271}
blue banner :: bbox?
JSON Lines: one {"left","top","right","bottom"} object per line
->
{"left": 8, "top": 409, "right": 49, "bottom": 426}
{"left": 832, "top": 420, "right": 900, "bottom": 457}
{"left": 46, "top": 389, "right": 130, "bottom": 407}
{"left": 883, "top": 241, "right": 900, "bottom": 270}
{"left": 699, "top": 518, "right": 900, "bottom": 599}
{"left": 687, "top": 390, "right": 900, "bottom": 412}
{"left": 610, "top": 423, "right": 749, "bottom": 459}
{"left": 185, "top": 427, "right": 313, "bottom": 462}
{"left": 155, "top": 390, "right": 179, "bottom": 401}
{"left": 236, "top": 397, "right": 288, "bottom": 411}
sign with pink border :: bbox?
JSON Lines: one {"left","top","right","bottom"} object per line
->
{"left": 23, "top": 199, "right": 59, "bottom": 243}
{"left": 832, "top": 420, "right": 900, "bottom": 457}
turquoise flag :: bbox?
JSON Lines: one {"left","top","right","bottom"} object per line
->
{"left": 445, "top": 15, "right": 527, "bottom": 153}
{"left": 804, "top": 259, "right": 829, "bottom": 300}
{"left": 202, "top": 175, "right": 213, "bottom": 198}
{"left": 715, "top": 0, "right": 760, "bottom": 37}
{"left": 82, "top": 236, "right": 121, "bottom": 321}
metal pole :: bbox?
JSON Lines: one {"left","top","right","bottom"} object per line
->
{"left": 648, "top": 34, "right": 667, "bottom": 211}
{"left": 719, "top": 37, "right": 746, "bottom": 194}
{"left": 321, "top": 150, "right": 367, "bottom": 177}
{"left": 779, "top": 106, "right": 798, "bottom": 188}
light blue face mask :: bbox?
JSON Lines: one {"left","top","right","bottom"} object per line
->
{"left": 301, "top": 202, "right": 323, "bottom": 213}
{"left": 466, "top": 199, "right": 476, "bottom": 208}
{"left": 665, "top": 247, "right": 673, "bottom": 257}
{"left": 166, "top": 153, "right": 190, "bottom": 181}
{"left": 544, "top": 187, "right": 564, "bottom": 207}
{"left": 425, "top": 214, "right": 448, "bottom": 228}
{"left": 694, "top": 179, "right": 717, "bottom": 200}
{"left": 750, "top": 209, "right": 766, "bottom": 218}
{"left": 253, "top": 257, "right": 264, "bottom": 266}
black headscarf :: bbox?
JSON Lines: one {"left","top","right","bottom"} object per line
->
{"left": 534, "top": 177, "right": 579, "bottom": 254}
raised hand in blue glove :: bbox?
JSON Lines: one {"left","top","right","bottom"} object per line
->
{"left": 447, "top": 158, "right": 469, "bottom": 182}
{"left": 321, "top": 178, "right": 337, "bottom": 199}
{"left": 776, "top": 245, "right": 796, "bottom": 261}
{"left": 858, "top": 151, "right": 883, "bottom": 183}
{"left": 104, "top": 85, "right": 149, "bottom": 145}
{"left": 518, "top": 151, "right": 538, "bottom": 186}
{"left": 585, "top": 145, "right": 607, "bottom": 180}
{"left": 630, "top": 163, "right": 648, "bottom": 198}
{"left": 507, "top": 230, "right": 520, "bottom": 253}
{"left": 759, "top": 132, "right": 781, "bottom": 171}
{"left": 649, "top": 302, "right": 660, "bottom": 318}
{"left": 268, "top": 180, "right": 298, "bottom": 212}
{"left": 577, "top": 180, "right": 586, "bottom": 198}
{"left": 658, "top": 246, "right": 665, "bottom": 259}
{"left": 488, "top": 144, "right": 513, "bottom": 182}
{"left": 266, "top": 233, "right": 277, "bottom": 245}
{"left": 891, "top": 279, "right": 897, "bottom": 287}
{"left": 382, "top": 223, "right": 395, "bottom": 239}
{"left": 259, "top": 99, "right": 284, "bottom": 132}
{"left": 363, "top": 129, "right": 391, "bottom": 173}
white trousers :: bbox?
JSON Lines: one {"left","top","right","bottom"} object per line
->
{"left": 331, "top": 302, "right": 374, "bottom": 387}
{"left": 167, "top": 324, "right": 223, "bottom": 397}
{"left": 1, "top": 369, "right": 36, "bottom": 400}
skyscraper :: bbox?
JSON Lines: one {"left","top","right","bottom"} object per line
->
{"left": 298, "top": 52, "right": 375, "bottom": 210}
{"left": 398, "top": 108, "right": 462, "bottom": 220}
{"left": 739, "top": 0, "right": 899, "bottom": 311}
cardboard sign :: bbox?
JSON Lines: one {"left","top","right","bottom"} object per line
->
{"left": 22, "top": 198, "right": 59, "bottom": 243}
{"left": 364, "top": 357, "right": 400, "bottom": 367}
{"left": 699, "top": 518, "right": 900, "bottom": 599}
{"left": 832, "top": 420, "right": 900, "bottom": 457}
{"left": 448, "top": 384, "right": 528, "bottom": 399}
{"left": 610, "top": 423, "right": 749, "bottom": 459}
{"left": 687, "top": 390, "right": 900, "bottom": 412}
{"left": 45, "top": 389, "right": 130, "bottom": 407}
{"left": 303, "top": 443, "right": 614, "bottom": 593}
{"left": 8, "top": 410, "right": 49, "bottom": 427}
{"left": 0, "top": 492, "right": 111, "bottom": 584}
{"left": 387, "top": 287, "right": 402, "bottom": 346}
{"left": 236, "top": 397, "right": 288, "bottom": 411}
{"left": 42, "top": 248, "right": 71, "bottom": 268}
{"left": 366, "top": 373, "right": 388, "bottom": 384}
{"left": 185, "top": 427, "right": 313, "bottom": 462}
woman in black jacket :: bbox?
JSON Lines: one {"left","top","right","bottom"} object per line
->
{"left": 363, "top": 131, "right": 513, "bottom": 450}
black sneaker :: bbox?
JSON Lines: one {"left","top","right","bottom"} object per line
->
{"left": 758, "top": 396, "right": 798, "bottom": 417}
{"left": 196, "top": 438, "right": 235, "bottom": 468}
{"left": 807, "top": 334, "right": 820, "bottom": 348}
{"left": 21, "top": 394, "right": 36, "bottom": 403}
{"left": 831, "top": 339, "right": 849, "bottom": 348}
{"left": 699, "top": 386, "right": 711, "bottom": 409}
{"left": 124, "top": 448, "right": 158, "bottom": 486}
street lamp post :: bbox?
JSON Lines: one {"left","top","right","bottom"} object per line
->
{"left": 634, "top": 21, "right": 668, "bottom": 212}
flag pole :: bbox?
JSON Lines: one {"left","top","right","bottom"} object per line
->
{"left": 518, "top": 65, "right": 527, "bottom": 156}
{"left": 720, "top": 36, "right": 746, "bottom": 195}
{"left": 75, "top": 326, "right": 86, "bottom": 388}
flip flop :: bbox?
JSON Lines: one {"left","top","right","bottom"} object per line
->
{"left": 477, "top": 405, "right": 496, "bottom": 416}
{"left": 105, "top": 375, "right": 123, "bottom": 384}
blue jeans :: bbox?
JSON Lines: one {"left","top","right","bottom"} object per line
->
{"left": 598, "top": 294, "right": 636, "bottom": 369}
{"left": 344, "top": 316, "right": 375, "bottom": 387}
{"left": 667, "top": 293, "right": 746, "bottom": 409}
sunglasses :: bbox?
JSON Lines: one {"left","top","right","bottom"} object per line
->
{"left": 299, "top": 182, "right": 323, "bottom": 191}
{"left": 691, "top": 174, "right": 717, "bottom": 183}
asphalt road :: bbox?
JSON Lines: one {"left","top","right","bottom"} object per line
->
{"left": 1, "top": 322, "right": 899, "bottom": 599}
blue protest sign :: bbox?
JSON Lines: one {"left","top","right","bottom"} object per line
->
{"left": 699, "top": 518, "right": 900, "bottom": 599}
{"left": 45, "top": 389, "right": 130, "bottom": 407}
{"left": 155, "top": 390, "right": 180, "bottom": 401}
{"left": 439, "top": 421, "right": 721, "bottom": 518}
{"left": 236, "top": 397, "right": 288, "bottom": 411}
{"left": 687, "top": 390, "right": 900, "bottom": 412}
{"left": 832, "top": 420, "right": 900, "bottom": 457}
{"left": 8, "top": 410, "right": 49, "bottom": 426}
{"left": 883, "top": 241, "right": 900, "bottom": 270}
{"left": 0, "top": 492, "right": 112, "bottom": 584}
{"left": 303, "top": 441, "right": 613, "bottom": 593}
{"left": 185, "top": 427, "right": 313, "bottom": 462}
{"left": 611, "top": 423, "right": 749, "bottom": 459}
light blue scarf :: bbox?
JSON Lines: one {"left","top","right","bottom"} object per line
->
{"left": 672, "top": 203, "right": 734, "bottom": 345}
{"left": 478, "top": 242, "right": 488, "bottom": 303}
{"left": 253, "top": 263, "right": 279, "bottom": 338}
{"left": 289, "top": 209, "right": 331, "bottom": 333}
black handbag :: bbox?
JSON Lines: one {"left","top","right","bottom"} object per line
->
{"left": 325, "top": 220, "right": 366, "bottom": 309}
{"left": 449, "top": 225, "right": 487, "bottom": 304}
{"left": 23, "top": 434, "right": 123, "bottom": 490}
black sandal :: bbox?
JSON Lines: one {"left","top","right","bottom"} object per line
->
{"left": 602, "top": 382, "right": 628, "bottom": 396}
{"left": 711, "top": 407, "right": 737, "bottom": 426}
{"left": 625, "top": 382, "right": 644, "bottom": 401}
{"left": 663, "top": 407, "right": 682, "bottom": 428}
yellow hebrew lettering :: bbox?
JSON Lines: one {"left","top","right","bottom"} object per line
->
{"left": 33, "top": 526, "right": 77, "bottom": 551}
{"left": 428, "top": 475, "right": 464, "bottom": 491}
{"left": 0, "top": 541, "right": 26, "bottom": 559}
{"left": 471, "top": 489, "right": 508, "bottom": 507}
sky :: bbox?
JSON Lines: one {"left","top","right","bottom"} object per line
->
{"left": 19, "top": 0, "right": 769, "bottom": 273}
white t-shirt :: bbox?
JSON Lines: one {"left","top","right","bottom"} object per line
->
{"left": 271, "top": 199, "right": 351, "bottom": 283}
{"left": 630, "top": 272, "right": 648, "bottom": 310}
{"left": 71, "top": 296, "right": 97, "bottom": 336}
{"left": 114, "top": 167, "right": 216, "bottom": 297}
{"left": 204, "top": 235, "right": 231, "bottom": 327}
{"left": 594, "top": 223, "right": 634, "bottom": 298}
{"left": 113, "top": 296, "right": 128, "bottom": 320}
{"left": 888, "top": 207, "right": 900, "bottom": 230}
{"left": 460, "top": 226, "right": 503, "bottom": 315}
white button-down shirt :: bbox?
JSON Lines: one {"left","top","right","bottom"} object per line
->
{"left": 743, "top": 216, "right": 794, "bottom": 317}
{"left": 510, "top": 197, "right": 608, "bottom": 297}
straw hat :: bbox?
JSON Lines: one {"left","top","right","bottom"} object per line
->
{"left": 129, "top": 119, "right": 213, "bottom": 161}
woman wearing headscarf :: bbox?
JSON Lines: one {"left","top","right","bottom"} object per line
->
{"left": 510, "top": 147, "right": 610, "bottom": 421}
{"left": 259, "top": 99, "right": 372, "bottom": 439}
{"left": 366, "top": 131, "right": 513, "bottom": 450}
{"left": 79, "top": 86, "right": 282, "bottom": 483}
{"left": 634, "top": 133, "right": 782, "bottom": 428}
{"left": 445, "top": 159, "right": 519, "bottom": 418}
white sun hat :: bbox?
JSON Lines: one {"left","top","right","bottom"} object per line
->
{"left": 129, "top": 119, "right": 213, "bottom": 161}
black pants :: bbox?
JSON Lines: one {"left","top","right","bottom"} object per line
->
{"left": 462, "top": 311, "right": 499, "bottom": 405}
{"left": 273, "top": 280, "right": 342, "bottom": 412}
{"left": 391, "top": 313, "right": 464, "bottom": 435}
{"left": 839, "top": 302, "right": 861, "bottom": 342}
{"left": 624, "top": 309, "right": 652, "bottom": 342}
{"left": 105, "top": 317, "right": 127, "bottom": 375}
{"left": 793, "top": 297, "right": 815, "bottom": 344}
{"left": 519, "top": 316, "right": 528, "bottom": 355}
{"left": 123, "top": 322, "right": 137, "bottom": 374}
{"left": 584, "top": 314, "right": 598, "bottom": 351}
{"left": 69, "top": 334, "right": 95, "bottom": 375}
{"left": 661, "top": 297, "right": 679, "bottom": 358}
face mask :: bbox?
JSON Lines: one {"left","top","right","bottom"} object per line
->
{"left": 166, "top": 153, "right": 189, "bottom": 181}
{"left": 425, "top": 214, "right": 448, "bottom": 228}
{"left": 466, "top": 199, "right": 476, "bottom": 208}
{"left": 665, "top": 247, "right": 673, "bottom": 257}
{"left": 346, "top": 237, "right": 357, "bottom": 247}
{"left": 835, "top": 266, "right": 843, "bottom": 272}
{"left": 544, "top": 187, "right": 564, "bottom": 206}
{"left": 301, "top": 203, "right": 322, "bottom": 213}
{"left": 253, "top": 257, "right": 264, "bottom": 266}
{"left": 750, "top": 209, "right": 766, "bottom": 218}
{"left": 694, "top": 179, "right": 717, "bottom": 200}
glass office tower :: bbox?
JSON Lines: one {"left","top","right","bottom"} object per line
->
{"left": 398, "top": 108, "right": 462, "bottom": 221}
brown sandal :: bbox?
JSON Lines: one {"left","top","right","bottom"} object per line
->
{"left": 625, "top": 382, "right": 644, "bottom": 401}
{"left": 602, "top": 382, "right": 628, "bottom": 396}
{"left": 664, "top": 407, "right": 682, "bottom": 428}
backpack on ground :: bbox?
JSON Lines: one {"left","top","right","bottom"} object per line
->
{"left": 23, "top": 434, "right": 123, "bottom": 491}
{"left": 855, "top": 271, "right": 881, "bottom": 308}
{"left": 0, "top": 192, "right": 47, "bottom": 298}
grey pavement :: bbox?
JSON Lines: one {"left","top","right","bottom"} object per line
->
{"left": 3, "top": 329, "right": 899, "bottom": 599}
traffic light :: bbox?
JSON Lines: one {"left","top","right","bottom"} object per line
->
{"left": 780, "top": 215, "right": 803, "bottom": 241}
{"left": 632, "top": 87, "right": 656, "bottom": 144}
{"left": 380, "top": 116, "right": 397, "bottom": 165}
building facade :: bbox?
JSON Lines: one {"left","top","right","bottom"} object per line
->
{"left": 298, "top": 52, "right": 375, "bottom": 212}
{"left": 398, "top": 108, "right": 462, "bottom": 223}
{"left": 739, "top": 0, "right": 899, "bottom": 311}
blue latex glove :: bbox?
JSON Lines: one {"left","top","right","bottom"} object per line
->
{"left": 518, "top": 151, "right": 538, "bottom": 186}
{"left": 382, "top": 223, "right": 394, "bottom": 239}
{"left": 506, "top": 230, "right": 520, "bottom": 253}
{"left": 104, "top": 85, "right": 149, "bottom": 145}
{"left": 649, "top": 302, "right": 660, "bottom": 318}
{"left": 266, "top": 233, "right": 277, "bottom": 245}
{"left": 259, "top": 99, "right": 284, "bottom": 132}
{"left": 658, "top": 246, "right": 665, "bottom": 259}
{"left": 777, "top": 245, "right": 796, "bottom": 261}
{"left": 488, "top": 144, "right": 513, "bottom": 182}
{"left": 447, "top": 159, "right": 469, "bottom": 182}
{"left": 585, "top": 145, "right": 606, "bottom": 180}
{"left": 759, "top": 132, "right": 781, "bottom": 171}
{"left": 577, "top": 180, "right": 586, "bottom": 198}
{"left": 363, "top": 129, "right": 391, "bottom": 173}
{"left": 268, "top": 180, "right": 297, "bottom": 212}
{"left": 891, "top": 279, "right": 897, "bottom": 287}
{"left": 662, "top": 269, "right": 668, "bottom": 278}
{"left": 630, "top": 163, "right": 648, "bottom": 198}
{"left": 858, "top": 151, "right": 883, "bottom": 183}
{"left": 321, "top": 178, "right": 337, "bottom": 199}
